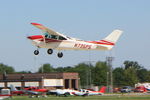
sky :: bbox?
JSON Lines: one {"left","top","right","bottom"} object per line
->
{"left": 0, "top": 0, "right": 150, "bottom": 72}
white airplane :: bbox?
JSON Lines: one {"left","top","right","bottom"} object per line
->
{"left": 48, "top": 89, "right": 76, "bottom": 97}
{"left": 27, "top": 23, "right": 123, "bottom": 58}
{"left": 72, "top": 86, "right": 106, "bottom": 96}
{"left": 0, "top": 89, "right": 12, "bottom": 100}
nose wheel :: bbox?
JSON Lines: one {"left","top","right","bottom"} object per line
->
{"left": 57, "top": 52, "right": 63, "bottom": 58}
{"left": 34, "top": 50, "right": 39, "bottom": 55}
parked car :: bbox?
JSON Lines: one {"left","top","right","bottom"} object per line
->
{"left": 120, "top": 86, "right": 134, "bottom": 93}
{"left": 134, "top": 86, "right": 147, "bottom": 93}
{"left": 113, "top": 87, "right": 121, "bottom": 93}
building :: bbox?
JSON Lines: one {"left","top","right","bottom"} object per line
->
{"left": 0, "top": 72, "right": 79, "bottom": 90}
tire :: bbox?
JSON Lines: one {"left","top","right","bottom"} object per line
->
{"left": 47, "top": 49, "right": 53, "bottom": 54}
{"left": 57, "top": 52, "right": 63, "bottom": 58}
{"left": 64, "top": 92, "right": 70, "bottom": 97}
{"left": 34, "top": 50, "right": 39, "bottom": 55}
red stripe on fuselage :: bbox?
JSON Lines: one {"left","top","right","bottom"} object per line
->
{"left": 87, "top": 40, "right": 114, "bottom": 45}
{"left": 38, "top": 38, "right": 62, "bottom": 43}
{"left": 42, "top": 38, "right": 62, "bottom": 43}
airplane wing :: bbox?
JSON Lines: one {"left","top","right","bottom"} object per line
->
{"left": 26, "top": 90, "right": 41, "bottom": 95}
{"left": 31, "top": 23, "right": 63, "bottom": 36}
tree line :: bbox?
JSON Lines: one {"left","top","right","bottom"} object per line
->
{"left": 0, "top": 61, "right": 150, "bottom": 88}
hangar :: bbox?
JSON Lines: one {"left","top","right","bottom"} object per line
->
{"left": 0, "top": 72, "right": 79, "bottom": 90}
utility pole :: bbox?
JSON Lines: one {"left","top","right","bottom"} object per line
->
{"left": 86, "top": 68, "right": 89, "bottom": 89}
{"left": 84, "top": 61, "right": 95, "bottom": 89}
{"left": 42, "top": 64, "right": 44, "bottom": 73}
{"left": 106, "top": 56, "right": 114, "bottom": 93}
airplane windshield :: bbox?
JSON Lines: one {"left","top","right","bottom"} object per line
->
{"left": 44, "top": 32, "right": 67, "bottom": 40}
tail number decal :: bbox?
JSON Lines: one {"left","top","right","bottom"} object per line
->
{"left": 74, "top": 44, "right": 92, "bottom": 49}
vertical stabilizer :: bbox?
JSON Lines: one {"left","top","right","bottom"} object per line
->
{"left": 104, "top": 30, "right": 123, "bottom": 43}
{"left": 10, "top": 85, "right": 18, "bottom": 91}
{"left": 99, "top": 86, "right": 106, "bottom": 93}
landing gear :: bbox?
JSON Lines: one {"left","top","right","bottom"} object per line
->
{"left": 47, "top": 49, "right": 53, "bottom": 54}
{"left": 57, "top": 52, "right": 63, "bottom": 58}
{"left": 33, "top": 49, "right": 63, "bottom": 58}
{"left": 34, "top": 50, "right": 39, "bottom": 55}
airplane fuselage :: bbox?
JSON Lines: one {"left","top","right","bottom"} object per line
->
{"left": 32, "top": 39, "right": 96, "bottom": 50}
{"left": 29, "top": 35, "right": 110, "bottom": 51}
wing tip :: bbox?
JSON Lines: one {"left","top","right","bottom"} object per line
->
{"left": 31, "top": 23, "right": 42, "bottom": 26}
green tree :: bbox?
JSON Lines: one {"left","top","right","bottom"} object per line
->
{"left": 113, "top": 67, "right": 125, "bottom": 87}
{"left": 123, "top": 60, "right": 148, "bottom": 86}
{"left": 146, "top": 71, "right": 150, "bottom": 82}
{"left": 55, "top": 67, "right": 64, "bottom": 72}
{"left": 124, "top": 61, "right": 142, "bottom": 70}
{"left": 92, "top": 61, "right": 108, "bottom": 86}
{"left": 38, "top": 64, "right": 54, "bottom": 73}
{"left": 62, "top": 66, "right": 75, "bottom": 72}
{"left": 137, "top": 68, "right": 149, "bottom": 82}
{"left": 0, "top": 63, "right": 15, "bottom": 74}
{"left": 74, "top": 63, "right": 91, "bottom": 88}
{"left": 16, "top": 71, "right": 32, "bottom": 73}
{"left": 124, "top": 67, "right": 138, "bottom": 86}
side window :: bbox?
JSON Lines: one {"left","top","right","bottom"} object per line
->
{"left": 44, "top": 32, "right": 49, "bottom": 38}
{"left": 44, "top": 33, "right": 66, "bottom": 40}
{"left": 51, "top": 35, "right": 58, "bottom": 39}
{"left": 48, "top": 35, "right": 51, "bottom": 38}
{"left": 45, "top": 34, "right": 48, "bottom": 38}
{"left": 59, "top": 36, "right": 67, "bottom": 40}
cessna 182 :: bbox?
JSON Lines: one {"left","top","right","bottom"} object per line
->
{"left": 27, "top": 23, "right": 123, "bottom": 58}
{"left": 10, "top": 85, "right": 48, "bottom": 97}
{"left": 72, "top": 86, "right": 106, "bottom": 96}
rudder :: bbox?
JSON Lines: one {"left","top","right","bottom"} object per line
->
{"left": 104, "top": 30, "right": 123, "bottom": 43}
{"left": 99, "top": 86, "right": 106, "bottom": 93}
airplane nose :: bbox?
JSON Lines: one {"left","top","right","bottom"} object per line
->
{"left": 27, "top": 36, "right": 32, "bottom": 40}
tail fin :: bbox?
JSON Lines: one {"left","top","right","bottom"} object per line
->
{"left": 100, "top": 29, "right": 123, "bottom": 50}
{"left": 104, "top": 30, "right": 123, "bottom": 43}
{"left": 99, "top": 86, "right": 106, "bottom": 93}
{"left": 87, "top": 29, "right": 123, "bottom": 50}
{"left": 10, "top": 84, "right": 18, "bottom": 91}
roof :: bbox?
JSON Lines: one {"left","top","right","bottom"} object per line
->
{"left": 0, "top": 72, "right": 79, "bottom": 82}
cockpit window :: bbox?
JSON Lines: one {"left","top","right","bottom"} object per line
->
{"left": 44, "top": 32, "right": 67, "bottom": 40}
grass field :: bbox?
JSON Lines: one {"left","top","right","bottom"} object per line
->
{"left": 4, "top": 95, "right": 150, "bottom": 100}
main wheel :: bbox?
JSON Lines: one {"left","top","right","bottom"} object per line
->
{"left": 47, "top": 49, "right": 53, "bottom": 54}
{"left": 34, "top": 50, "right": 39, "bottom": 55}
{"left": 57, "top": 52, "right": 63, "bottom": 58}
